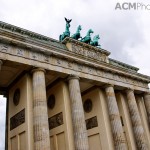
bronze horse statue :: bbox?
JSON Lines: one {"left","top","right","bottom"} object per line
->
{"left": 81, "top": 29, "right": 94, "bottom": 44}
{"left": 59, "top": 17, "right": 72, "bottom": 42}
{"left": 90, "top": 35, "right": 101, "bottom": 47}
{"left": 71, "top": 25, "right": 82, "bottom": 40}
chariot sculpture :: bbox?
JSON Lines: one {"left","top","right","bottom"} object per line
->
{"left": 59, "top": 18, "right": 101, "bottom": 48}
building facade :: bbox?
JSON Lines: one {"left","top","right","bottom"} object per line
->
{"left": 0, "top": 21, "right": 150, "bottom": 150}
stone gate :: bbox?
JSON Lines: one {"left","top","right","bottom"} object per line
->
{"left": 0, "top": 21, "right": 150, "bottom": 150}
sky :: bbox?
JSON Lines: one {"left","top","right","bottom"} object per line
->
{"left": 0, "top": 0, "right": 150, "bottom": 149}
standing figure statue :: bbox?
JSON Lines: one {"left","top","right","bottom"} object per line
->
{"left": 90, "top": 35, "right": 101, "bottom": 47}
{"left": 81, "top": 29, "right": 94, "bottom": 44}
{"left": 59, "top": 17, "right": 72, "bottom": 42}
{"left": 71, "top": 25, "right": 82, "bottom": 40}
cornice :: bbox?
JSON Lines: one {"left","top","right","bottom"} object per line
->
{"left": 0, "top": 21, "right": 67, "bottom": 51}
{"left": 109, "top": 58, "right": 139, "bottom": 72}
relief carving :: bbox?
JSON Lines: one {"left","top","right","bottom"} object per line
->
{"left": 0, "top": 44, "right": 8, "bottom": 52}
{"left": 10, "top": 109, "right": 25, "bottom": 130}
{"left": 104, "top": 71, "right": 113, "bottom": 79}
{"left": 86, "top": 116, "right": 98, "bottom": 130}
{"left": 48, "top": 112, "right": 63, "bottom": 130}
{"left": 88, "top": 67, "right": 92, "bottom": 74}
{"left": 68, "top": 62, "right": 73, "bottom": 68}
{"left": 17, "top": 49, "right": 24, "bottom": 56}
{"left": 71, "top": 44, "right": 107, "bottom": 62}
{"left": 119, "top": 76, "right": 126, "bottom": 82}
{"left": 44, "top": 55, "right": 49, "bottom": 62}
{"left": 96, "top": 69, "right": 103, "bottom": 76}
{"left": 57, "top": 59, "right": 61, "bottom": 64}
{"left": 30, "top": 52, "right": 38, "bottom": 60}
{"left": 78, "top": 64, "right": 83, "bottom": 71}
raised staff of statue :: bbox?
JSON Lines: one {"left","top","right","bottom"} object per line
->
{"left": 81, "top": 29, "right": 94, "bottom": 44}
{"left": 59, "top": 17, "right": 72, "bottom": 42}
{"left": 90, "top": 34, "right": 101, "bottom": 47}
{"left": 71, "top": 25, "right": 82, "bottom": 40}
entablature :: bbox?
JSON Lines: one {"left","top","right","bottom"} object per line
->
{"left": 0, "top": 21, "right": 150, "bottom": 92}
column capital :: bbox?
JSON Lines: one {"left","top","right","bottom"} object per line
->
{"left": 104, "top": 83, "right": 114, "bottom": 88}
{"left": 125, "top": 88, "right": 134, "bottom": 93}
{"left": 144, "top": 91, "right": 150, "bottom": 96}
{"left": 31, "top": 67, "right": 46, "bottom": 74}
{"left": 67, "top": 74, "right": 80, "bottom": 80}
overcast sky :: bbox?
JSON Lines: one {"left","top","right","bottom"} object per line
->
{"left": 0, "top": 0, "right": 150, "bottom": 149}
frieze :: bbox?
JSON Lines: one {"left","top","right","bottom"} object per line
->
{"left": 96, "top": 69, "right": 104, "bottom": 76}
{"left": 0, "top": 44, "right": 9, "bottom": 52}
{"left": 44, "top": 55, "right": 49, "bottom": 62}
{"left": 68, "top": 61, "right": 73, "bottom": 68}
{"left": 10, "top": 109, "right": 25, "bottom": 130}
{"left": 16, "top": 48, "right": 24, "bottom": 56}
{"left": 30, "top": 51, "right": 39, "bottom": 60}
{"left": 48, "top": 112, "right": 63, "bottom": 130}
{"left": 86, "top": 116, "right": 98, "bottom": 130}
{"left": 0, "top": 43, "right": 149, "bottom": 89}
{"left": 56, "top": 58, "right": 61, "bottom": 64}
{"left": 78, "top": 64, "right": 83, "bottom": 71}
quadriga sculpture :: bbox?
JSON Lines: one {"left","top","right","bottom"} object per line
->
{"left": 59, "top": 17, "right": 72, "bottom": 42}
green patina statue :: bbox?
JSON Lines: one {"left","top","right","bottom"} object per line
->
{"left": 81, "top": 29, "right": 94, "bottom": 44}
{"left": 90, "top": 35, "right": 101, "bottom": 47}
{"left": 59, "top": 17, "right": 72, "bottom": 42}
{"left": 71, "top": 25, "right": 82, "bottom": 40}
{"left": 59, "top": 18, "right": 101, "bottom": 47}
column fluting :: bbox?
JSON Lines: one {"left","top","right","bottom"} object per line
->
{"left": 32, "top": 68, "right": 50, "bottom": 150}
{"left": 68, "top": 75, "right": 89, "bottom": 150}
{"left": 105, "top": 85, "right": 127, "bottom": 150}
{"left": 143, "top": 93, "right": 150, "bottom": 127}
{"left": 126, "top": 89, "right": 148, "bottom": 150}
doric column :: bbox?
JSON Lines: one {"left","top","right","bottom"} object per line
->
{"left": 105, "top": 84, "right": 127, "bottom": 150}
{"left": 32, "top": 68, "right": 50, "bottom": 150}
{"left": 143, "top": 92, "right": 150, "bottom": 127}
{"left": 68, "top": 75, "right": 89, "bottom": 150}
{"left": 126, "top": 89, "right": 148, "bottom": 149}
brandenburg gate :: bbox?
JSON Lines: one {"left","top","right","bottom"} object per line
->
{"left": 0, "top": 20, "right": 150, "bottom": 150}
